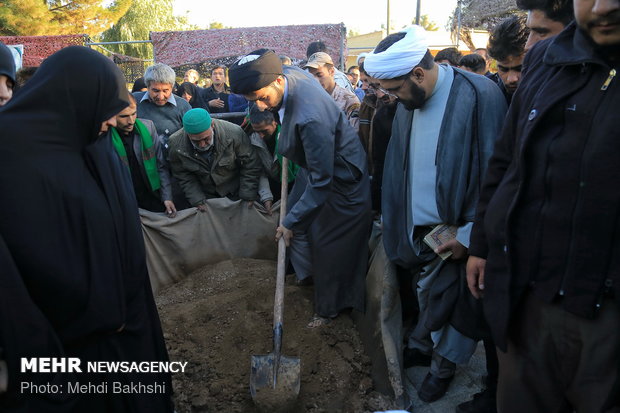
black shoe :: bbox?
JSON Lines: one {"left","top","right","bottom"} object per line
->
{"left": 403, "top": 347, "right": 432, "bottom": 368}
{"left": 455, "top": 387, "right": 497, "bottom": 413}
{"left": 418, "top": 372, "right": 454, "bottom": 403}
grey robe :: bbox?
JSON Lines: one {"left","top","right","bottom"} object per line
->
{"left": 278, "top": 66, "right": 372, "bottom": 317}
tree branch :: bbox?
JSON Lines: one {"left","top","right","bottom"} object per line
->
{"left": 49, "top": 1, "right": 77, "bottom": 12}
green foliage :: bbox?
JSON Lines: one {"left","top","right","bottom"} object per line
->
{"left": 99, "top": 0, "right": 196, "bottom": 59}
{"left": 0, "top": 0, "right": 131, "bottom": 36}
{"left": 416, "top": 15, "right": 439, "bottom": 31}
{"left": 208, "top": 21, "right": 229, "bottom": 29}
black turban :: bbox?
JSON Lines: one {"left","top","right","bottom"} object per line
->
{"left": 229, "top": 49, "right": 283, "bottom": 94}
{"left": 0, "top": 42, "right": 16, "bottom": 83}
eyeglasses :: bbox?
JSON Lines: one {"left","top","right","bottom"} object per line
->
{"left": 375, "top": 76, "right": 408, "bottom": 97}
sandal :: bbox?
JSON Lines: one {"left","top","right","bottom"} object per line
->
{"left": 306, "top": 314, "right": 333, "bottom": 329}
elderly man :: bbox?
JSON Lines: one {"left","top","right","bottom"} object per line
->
{"left": 467, "top": 0, "right": 620, "bottom": 411}
{"left": 364, "top": 25, "right": 507, "bottom": 402}
{"left": 168, "top": 108, "right": 261, "bottom": 210}
{"left": 133, "top": 63, "right": 192, "bottom": 209}
{"left": 305, "top": 52, "right": 361, "bottom": 131}
{"left": 229, "top": 49, "right": 371, "bottom": 327}
{"left": 488, "top": 16, "right": 530, "bottom": 103}
{"left": 111, "top": 94, "right": 176, "bottom": 216}
{"left": 133, "top": 63, "right": 192, "bottom": 144}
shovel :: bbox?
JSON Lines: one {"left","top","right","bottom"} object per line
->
{"left": 250, "top": 157, "right": 300, "bottom": 412}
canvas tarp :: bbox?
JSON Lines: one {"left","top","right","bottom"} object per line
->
{"left": 150, "top": 24, "right": 347, "bottom": 68}
{"left": 0, "top": 35, "right": 86, "bottom": 67}
{"left": 140, "top": 198, "right": 279, "bottom": 293}
{"left": 141, "top": 200, "right": 407, "bottom": 405}
{"left": 353, "top": 223, "right": 408, "bottom": 409}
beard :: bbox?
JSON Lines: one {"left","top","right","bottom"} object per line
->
{"left": 399, "top": 82, "right": 426, "bottom": 111}
{"left": 267, "top": 83, "right": 284, "bottom": 113}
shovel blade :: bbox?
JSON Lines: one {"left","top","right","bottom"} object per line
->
{"left": 250, "top": 353, "right": 300, "bottom": 412}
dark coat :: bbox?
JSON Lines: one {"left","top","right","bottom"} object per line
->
{"left": 278, "top": 65, "right": 372, "bottom": 316}
{"left": 168, "top": 119, "right": 262, "bottom": 204}
{"left": 370, "top": 100, "right": 396, "bottom": 212}
{"left": 469, "top": 23, "right": 620, "bottom": 351}
{"left": 382, "top": 68, "right": 507, "bottom": 269}
{"left": 0, "top": 47, "right": 172, "bottom": 412}
{"left": 201, "top": 84, "right": 231, "bottom": 113}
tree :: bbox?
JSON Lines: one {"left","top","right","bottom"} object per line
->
{"left": 448, "top": 0, "right": 520, "bottom": 49}
{"left": 208, "top": 21, "right": 229, "bottom": 29}
{"left": 99, "top": 0, "right": 196, "bottom": 60}
{"left": 0, "top": 0, "right": 131, "bottom": 36}
{"left": 411, "top": 15, "right": 439, "bottom": 31}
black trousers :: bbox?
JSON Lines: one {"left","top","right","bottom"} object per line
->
{"left": 497, "top": 292, "right": 620, "bottom": 413}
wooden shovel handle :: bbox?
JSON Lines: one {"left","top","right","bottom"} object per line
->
{"left": 273, "top": 157, "right": 289, "bottom": 329}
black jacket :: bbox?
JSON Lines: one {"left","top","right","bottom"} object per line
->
{"left": 201, "top": 84, "right": 230, "bottom": 113}
{"left": 469, "top": 22, "right": 620, "bottom": 351}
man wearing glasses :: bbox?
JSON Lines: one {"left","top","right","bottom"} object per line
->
{"left": 168, "top": 108, "right": 262, "bottom": 211}
{"left": 365, "top": 25, "right": 507, "bottom": 403}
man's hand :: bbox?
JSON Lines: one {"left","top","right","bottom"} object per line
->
{"left": 263, "top": 200, "right": 273, "bottom": 216}
{"left": 435, "top": 239, "right": 468, "bottom": 260}
{"left": 208, "top": 98, "right": 225, "bottom": 109}
{"left": 275, "top": 225, "right": 293, "bottom": 247}
{"left": 196, "top": 203, "right": 207, "bottom": 212}
{"left": 163, "top": 200, "right": 177, "bottom": 218}
{"left": 466, "top": 256, "right": 487, "bottom": 299}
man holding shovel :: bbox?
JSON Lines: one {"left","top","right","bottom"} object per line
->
{"left": 229, "top": 49, "right": 372, "bottom": 328}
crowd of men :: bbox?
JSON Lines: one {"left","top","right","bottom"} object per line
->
{"left": 0, "top": 0, "right": 618, "bottom": 411}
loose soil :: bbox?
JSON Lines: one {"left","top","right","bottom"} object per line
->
{"left": 156, "top": 258, "right": 398, "bottom": 413}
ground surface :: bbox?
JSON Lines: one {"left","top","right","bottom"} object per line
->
{"left": 156, "top": 258, "right": 400, "bottom": 413}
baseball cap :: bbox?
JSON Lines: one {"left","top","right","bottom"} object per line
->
{"left": 304, "top": 52, "right": 334, "bottom": 69}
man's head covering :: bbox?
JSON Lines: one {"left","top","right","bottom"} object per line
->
{"left": 356, "top": 52, "right": 368, "bottom": 66}
{"left": 364, "top": 25, "right": 429, "bottom": 79}
{"left": 0, "top": 42, "right": 16, "bottom": 83}
{"left": 304, "top": 52, "right": 334, "bottom": 69}
{"left": 183, "top": 108, "right": 212, "bottom": 134}
{"left": 229, "top": 49, "right": 283, "bottom": 94}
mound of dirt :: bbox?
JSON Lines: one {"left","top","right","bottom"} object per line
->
{"left": 156, "top": 258, "right": 398, "bottom": 413}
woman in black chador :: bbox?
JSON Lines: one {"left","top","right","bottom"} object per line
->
{"left": 0, "top": 46, "right": 173, "bottom": 412}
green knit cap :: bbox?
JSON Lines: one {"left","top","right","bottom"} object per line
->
{"left": 183, "top": 108, "right": 212, "bottom": 134}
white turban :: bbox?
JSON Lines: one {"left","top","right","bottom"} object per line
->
{"left": 364, "top": 25, "right": 429, "bottom": 79}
